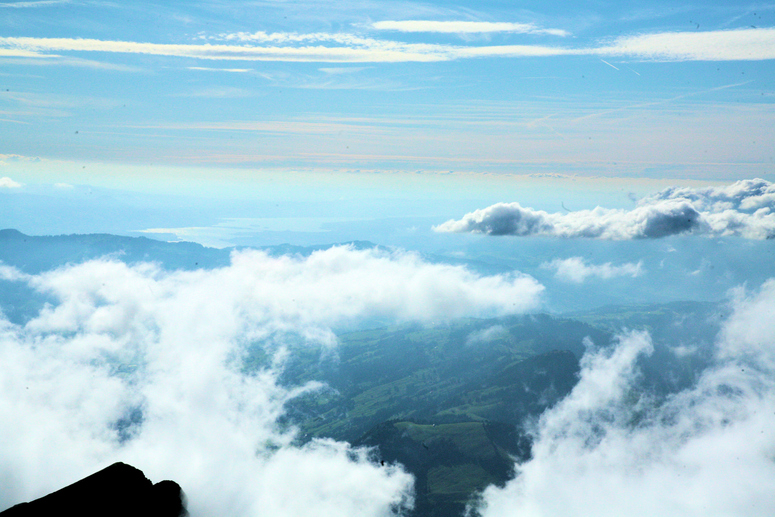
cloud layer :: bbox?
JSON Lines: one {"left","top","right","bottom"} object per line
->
{"left": 471, "top": 280, "right": 775, "bottom": 517}
{"left": 0, "top": 246, "right": 542, "bottom": 516}
{"left": 1, "top": 27, "right": 773, "bottom": 64}
{"left": 435, "top": 178, "right": 775, "bottom": 240}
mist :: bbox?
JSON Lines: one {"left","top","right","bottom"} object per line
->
{"left": 470, "top": 280, "right": 775, "bottom": 517}
{"left": 0, "top": 246, "right": 543, "bottom": 516}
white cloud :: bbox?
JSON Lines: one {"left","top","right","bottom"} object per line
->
{"left": 0, "top": 176, "right": 22, "bottom": 188}
{"left": 370, "top": 20, "right": 569, "bottom": 37}
{"left": 2, "top": 27, "right": 773, "bottom": 65}
{"left": 0, "top": 246, "right": 542, "bottom": 515}
{"left": 644, "top": 178, "right": 775, "bottom": 239}
{"left": 435, "top": 178, "right": 775, "bottom": 240}
{"left": 0, "top": 36, "right": 460, "bottom": 63}
{"left": 0, "top": 0, "right": 70, "bottom": 8}
{"left": 599, "top": 27, "right": 775, "bottom": 62}
{"left": 0, "top": 264, "right": 30, "bottom": 281}
{"left": 472, "top": 280, "right": 775, "bottom": 517}
{"left": 466, "top": 324, "right": 508, "bottom": 346}
{"left": 434, "top": 199, "right": 703, "bottom": 239}
{"left": 186, "top": 66, "right": 252, "bottom": 73}
{"left": 318, "top": 66, "right": 368, "bottom": 74}
{"left": 0, "top": 47, "right": 51, "bottom": 58}
{"left": 541, "top": 257, "right": 644, "bottom": 283}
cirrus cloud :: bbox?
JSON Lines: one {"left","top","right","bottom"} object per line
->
{"left": 370, "top": 20, "right": 570, "bottom": 37}
{"left": 599, "top": 27, "right": 775, "bottom": 61}
{"left": 1, "top": 27, "right": 774, "bottom": 65}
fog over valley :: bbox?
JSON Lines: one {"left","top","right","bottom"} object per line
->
{"left": 1, "top": 0, "right": 774, "bottom": 515}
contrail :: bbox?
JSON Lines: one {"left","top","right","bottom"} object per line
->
{"left": 600, "top": 59, "right": 619, "bottom": 70}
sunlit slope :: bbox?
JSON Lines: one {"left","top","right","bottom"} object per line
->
{"left": 271, "top": 315, "right": 609, "bottom": 442}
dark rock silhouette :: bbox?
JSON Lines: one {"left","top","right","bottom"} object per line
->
{"left": 0, "top": 462, "right": 187, "bottom": 517}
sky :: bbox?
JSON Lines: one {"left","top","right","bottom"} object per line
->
{"left": 2, "top": 0, "right": 775, "bottom": 308}
{"left": 2, "top": 1, "right": 775, "bottom": 516}
{"left": 0, "top": 0, "right": 774, "bottom": 180}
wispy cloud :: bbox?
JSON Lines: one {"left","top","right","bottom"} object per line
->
{"left": 0, "top": 47, "right": 52, "bottom": 58}
{"left": 541, "top": 257, "right": 644, "bottom": 283}
{"left": 126, "top": 119, "right": 388, "bottom": 135}
{"left": 465, "top": 324, "right": 508, "bottom": 346}
{"left": 318, "top": 66, "right": 369, "bottom": 74}
{"left": 177, "top": 86, "right": 253, "bottom": 98}
{"left": 0, "top": 0, "right": 70, "bottom": 8}
{"left": 186, "top": 66, "right": 253, "bottom": 73}
{"left": 1, "top": 27, "right": 773, "bottom": 64}
{"left": 598, "top": 27, "right": 775, "bottom": 61}
{"left": 0, "top": 54, "right": 143, "bottom": 71}
{"left": 370, "top": 20, "right": 569, "bottom": 37}
{"left": 0, "top": 36, "right": 458, "bottom": 63}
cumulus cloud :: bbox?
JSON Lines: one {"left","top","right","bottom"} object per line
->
{"left": 0, "top": 176, "right": 22, "bottom": 188}
{"left": 434, "top": 199, "right": 702, "bottom": 239}
{"left": 435, "top": 178, "right": 775, "bottom": 240}
{"left": 471, "top": 280, "right": 775, "bottom": 517}
{"left": 644, "top": 178, "right": 775, "bottom": 239}
{"left": 541, "top": 257, "right": 644, "bottom": 283}
{"left": 0, "top": 246, "right": 543, "bottom": 515}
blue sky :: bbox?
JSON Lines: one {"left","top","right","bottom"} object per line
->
{"left": 1, "top": 0, "right": 775, "bottom": 252}
{"left": 0, "top": 0, "right": 773, "bottom": 180}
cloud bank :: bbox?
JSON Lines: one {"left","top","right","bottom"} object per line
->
{"left": 471, "top": 280, "right": 775, "bottom": 517}
{"left": 0, "top": 246, "right": 542, "bottom": 516}
{"left": 541, "top": 257, "right": 644, "bottom": 283}
{"left": 435, "top": 178, "right": 775, "bottom": 240}
{"left": 434, "top": 199, "right": 703, "bottom": 239}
